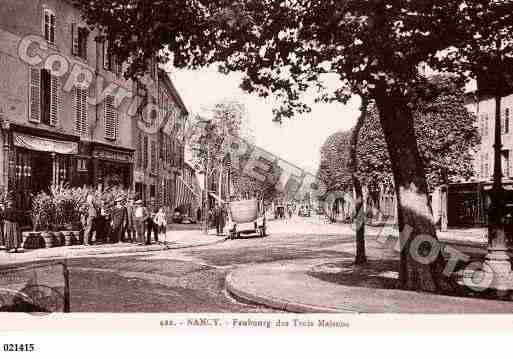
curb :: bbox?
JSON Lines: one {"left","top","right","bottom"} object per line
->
{"left": 439, "top": 238, "right": 487, "bottom": 249}
{"left": 225, "top": 271, "right": 359, "bottom": 314}
{"left": 0, "top": 236, "right": 228, "bottom": 270}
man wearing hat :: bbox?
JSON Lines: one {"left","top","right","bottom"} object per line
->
{"left": 124, "top": 196, "right": 136, "bottom": 243}
{"left": 110, "top": 196, "right": 128, "bottom": 243}
{"left": 133, "top": 199, "right": 148, "bottom": 245}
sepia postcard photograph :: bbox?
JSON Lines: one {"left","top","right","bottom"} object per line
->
{"left": 1, "top": 0, "right": 513, "bottom": 356}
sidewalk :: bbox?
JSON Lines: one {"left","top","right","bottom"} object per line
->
{"left": 226, "top": 258, "right": 513, "bottom": 313}
{"left": 0, "top": 230, "right": 225, "bottom": 268}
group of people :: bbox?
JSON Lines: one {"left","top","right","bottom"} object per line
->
{"left": 82, "top": 195, "right": 168, "bottom": 246}
{"left": 0, "top": 195, "right": 170, "bottom": 254}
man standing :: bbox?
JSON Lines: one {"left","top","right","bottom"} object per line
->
{"left": 110, "top": 197, "right": 128, "bottom": 243}
{"left": 146, "top": 204, "right": 159, "bottom": 245}
{"left": 133, "top": 200, "right": 148, "bottom": 245}
{"left": 125, "top": 197, "right": 136, "bottom": 242}
{"left": 216, "top": 204, "right": 225, "bottom": 236}
{"left": 82, "top": 194, "right": 97, "bottom": 246}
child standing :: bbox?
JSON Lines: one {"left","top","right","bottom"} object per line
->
{"left": 154, "top": 207, "right": 167, "bottom": 244}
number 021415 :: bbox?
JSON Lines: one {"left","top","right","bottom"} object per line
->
{"left": 3, "top": 344, "right": 35, "bottom": 352}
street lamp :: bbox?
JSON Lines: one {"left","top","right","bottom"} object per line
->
{"left": 483, "top": 38, "right": 512, "bottom": 291}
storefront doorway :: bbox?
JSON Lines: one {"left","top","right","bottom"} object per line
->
{"left": 10, "top": 131, "right": 79, "bottom": 226}
{"left": 11, "top": 148, "right": 75, "bottom": 225}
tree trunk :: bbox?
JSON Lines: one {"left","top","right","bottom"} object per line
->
{"left": 374, "top": 90, "right": 455, "bottom": 292}
{"left": 353, "top": 176, "right": 366, "bottom": 265}
{"left": 350, "top": 97, "right": 368, "bottom": 265}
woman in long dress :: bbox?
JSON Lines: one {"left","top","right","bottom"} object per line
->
{"left": 4, "top": 200, "right": 21, "bottom": 253}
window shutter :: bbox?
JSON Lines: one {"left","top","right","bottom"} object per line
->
{"left": 143, "top": 135, "right": 148, "bottom": 169}
{"left": 43, "top": 10, "right": 56, "bottom": 44}
{"left": 29, "top": 68, "right": 41, "bottom": 123}
{"left": 81, "top": 88, "right": 88, "bottom": 134}
{"left": 151, "top": 140, "right": 156, "bottom": 173}
{"left": 79, "top": 27, "right": 88, "bottom": 60}
{"left": 104, "top": 95, "right": 116, "bottom": 139}
{"left": 71, "top": 23, "right": 78, "bottom": 56}
{"left": 103, "top": 41, "right": 109, "bottom": 70}
{"left": 506, "top": 108, "right": 510, "bottom": 134}
{"left": 75, "top": 87, "right": 88, "bottom": 135}
{"left": 50, "top": 13, "right": 56, "bottom": 44}
{"left": 115, "top": 106, "right": 120, "bottom": 139}
{"left": 50, "top": 75, "right": 59, "bottom": 126}
{"left": 137, "top": 132, "right": 142, "bottom": 168}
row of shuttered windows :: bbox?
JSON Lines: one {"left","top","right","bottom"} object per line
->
{"left": 137, "top": 134, "right": 157, "bottom": 173}
{"left": 29, "top": 68, "right": 119, "bottom": 140}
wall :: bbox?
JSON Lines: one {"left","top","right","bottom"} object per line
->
{"left": 466, "top": 93, "right": 513, "bottom": 180}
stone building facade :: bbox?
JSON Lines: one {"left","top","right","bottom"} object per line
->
{"left": 0, "top": 0, "right": 197, "bottom": 223}
{"left": 0, "top": 0, "right": 136, "bottom": 223}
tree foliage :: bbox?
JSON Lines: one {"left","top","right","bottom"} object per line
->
{"left": 317, "top": 131, "right": 352, "bottom": 194}
{"left": 188, "top": 100, "right": 249, "bottom": 175}
{"left": 356, "top": 75, "right": 479, "bottom": 192}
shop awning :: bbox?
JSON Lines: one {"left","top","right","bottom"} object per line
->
{"left": 13, "top": 132, "right": 78, "bottom": 155}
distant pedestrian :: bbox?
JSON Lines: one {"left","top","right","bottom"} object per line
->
{"left": 82, "top": 194, "right": 97, "bottom": 246}
{"left": 197, "top": 207, "right": 202, "bottom": 222}
{"left": 209, "top": 208, "right": 216, "bottom": 232}
{"left": 110, "top": 197, "right": 128, "bottom": 243}
{"left": 3, "top": 200, "right": 21, "bottom": 253}
{"left": 218, "top": 204, "right": 227, "bottom": 235}
{"left": 215, "top": 204, "right": 222, "bottom": 235}
{"left": 125, "top": 197, "right": 136, "bottom": 242}
{"left": 133, "top": 200, "right": 148, "bottom": 245}
{"left": 154, "top": 207, "right": 167, "bottom": 243}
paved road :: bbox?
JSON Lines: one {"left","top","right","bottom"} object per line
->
{"left": 61, "top": 217, "right": 359, "bottom": 312}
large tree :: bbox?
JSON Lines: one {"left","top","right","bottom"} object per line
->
{"left": 317, "top": 132, "right": 352, "bottom": 195}
{"left": 75, "top": 0, "right": 508, "bottom": 291}
{"left": 188, "top": 100, "right": 249, "bottom": 176}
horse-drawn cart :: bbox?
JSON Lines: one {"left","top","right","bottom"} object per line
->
{"left": 227, "top": 199, "right": 267, "bottom": 239}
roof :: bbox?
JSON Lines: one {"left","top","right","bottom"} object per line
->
{"left": 158, "top": 68, "right": 188, "bottom": 115}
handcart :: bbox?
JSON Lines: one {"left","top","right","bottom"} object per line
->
{"left": 228, "top": 199, "right": 267, "bottom": 239}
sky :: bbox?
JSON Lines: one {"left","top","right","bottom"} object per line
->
{"left": 166, "top": 64, "right": 362, "bottom": 174}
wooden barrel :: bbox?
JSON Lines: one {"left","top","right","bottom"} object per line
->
{"left": 62, "top": 231, "right": 73, "bottom": 246}
{"left": 41, "top": 232, "right": 54, "bottom": 248}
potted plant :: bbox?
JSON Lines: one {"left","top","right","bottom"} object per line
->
{"left": 32, "top": 192, "right": 56, "bottom": 248}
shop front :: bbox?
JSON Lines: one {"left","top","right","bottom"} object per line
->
{"left": 8, "top": 128, "right": 80, "bottom": 226}
{"left": 89, "top": 143, "right": 134, "bottom": 191}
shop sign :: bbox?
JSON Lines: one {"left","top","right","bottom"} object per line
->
{"left": 92, "top": 148, "right": 133, "bottom": 163}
